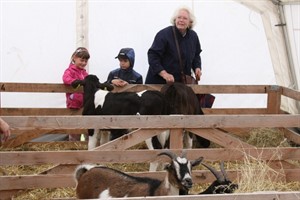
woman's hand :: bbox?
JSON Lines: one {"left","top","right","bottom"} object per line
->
{"left": 159, "top": 70, "right": 174, "bottom": 84}
{"left": 195, "top": 68, "right": 202, "bottom": 81}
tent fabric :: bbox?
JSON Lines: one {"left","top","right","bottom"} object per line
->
{"left": 235, "top": 0, "right": 300, "bottom": 114}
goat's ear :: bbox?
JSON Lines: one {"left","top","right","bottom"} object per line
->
{"left": 163, "top": 163, "right": 171, "bottom": 170}
{"left": 191, "top": 156, "right": 204, "bottom": 167}
{"left": 98, "top": 83, "right": 114, "bottom": 91}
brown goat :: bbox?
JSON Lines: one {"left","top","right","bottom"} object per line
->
{"left": 74, "top": 151, "right": 203, "bottom": 199}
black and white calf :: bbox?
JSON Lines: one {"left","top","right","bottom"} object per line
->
{"left": 72, "top": 74, "right": 169, "bottom": 150}
{"left": 74, "top": 151, "right": 203, "bottom": 199}
{"left": 72, "top": 75, "right": 140, "bottom": 149}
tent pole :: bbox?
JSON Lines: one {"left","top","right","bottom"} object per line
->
{"left": 76, "top": 0, "right": 89, "bottom": 71}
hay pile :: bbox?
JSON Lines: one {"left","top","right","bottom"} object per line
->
{"left": 246, "top": 128, "right": 290, "bottom": 147}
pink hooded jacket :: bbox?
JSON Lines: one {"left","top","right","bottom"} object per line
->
{"left": 62, "top": 63, "right": 88, "bottom": 109}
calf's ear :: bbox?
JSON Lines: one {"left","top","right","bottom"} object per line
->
{"left": 191, "top": 156, "right": 204, "bottom": 167}
{"left": 71, "top": 80, "right": 84, "bottom": 89}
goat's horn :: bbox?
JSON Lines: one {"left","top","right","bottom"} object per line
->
{"left": 202, "top": 162, "right": 225, "bottom": 182}
{"left": 181, "top": 150, "right": 187, "bottom": 158}
{"left": 157, "top": 151, "right": 177, "bottom": 160}
{"left": 220, "top": 161, "right": 229, "bottom": 181}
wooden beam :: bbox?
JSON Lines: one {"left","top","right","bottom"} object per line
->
{"left": 188, "top": 128, "right": 253, "bottom": 148}
{"left": 3, "top": 192, "right": 300, "bottom": 200}
{"left": 1, "top": 169, "right": 299, "bottom": 191}
{"left": 1, "top": 148, "right": 299, "bottom": 166}
{"left": 0, "top": 108, "right": 82, "bottom": 116}
{"left": 2, "top": 115, "right": 299, "bottom": 130}
{"left": 170, "top": 129, "right": 183, "bottom": 149}
{"left": 94, "top": 129, "right": 168, "bottom": 150}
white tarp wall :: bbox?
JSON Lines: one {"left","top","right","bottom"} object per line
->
{"left": 1, "top": 0, "right": 298, "bottom": 113}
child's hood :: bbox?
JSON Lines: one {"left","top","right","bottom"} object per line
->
{"left": 115, "top": 48, "right": 135, "bottom": 68}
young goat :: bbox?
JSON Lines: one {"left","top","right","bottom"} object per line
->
{"left": 74, "top": 151, "right": 203, "bottom": 199}
{"left": 199, "top": 162, "right": 238, "bottom": 194}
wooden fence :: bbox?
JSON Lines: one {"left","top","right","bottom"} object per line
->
{"left": 0, "top": 82, "right": 300, "bottom": 200}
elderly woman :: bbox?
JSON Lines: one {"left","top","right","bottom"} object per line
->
{"left": 145, "top": 6, "right": 202, "bottom": 84}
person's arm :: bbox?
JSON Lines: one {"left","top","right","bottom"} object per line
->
{"left": 0, "top": 118, "right": 11, "bottom": 142}
{"left": 192, "top": 32, "right": 202, "bottom": 81}
{"left": 62, "top": 68, "right": 76, "bottom": 85}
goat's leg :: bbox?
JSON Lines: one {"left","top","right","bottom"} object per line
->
{"left": 145, "top": 138, "right": 159, "bottom": 172}
{"left": 145, "top": 130, "right": 170, "bottom": 172}
{"left": 88, "top": 129, "right": 98, "bottom": 150}
{"left": 183, "top": 131, "right": 193, "bottom": 149}
{"left": 99, "top": 130, "right": 110, "bottom": 145}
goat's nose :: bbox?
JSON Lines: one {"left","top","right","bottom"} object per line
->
{"left": 183, "top": 178, "right": 193, "bottom": 188}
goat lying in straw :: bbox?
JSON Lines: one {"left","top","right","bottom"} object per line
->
{"left": 74, "top": 151, "right": 203, "bottom": 199}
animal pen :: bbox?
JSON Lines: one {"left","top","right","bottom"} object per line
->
{"left": 0, "top": 82, "right": 299, "bottom": 200}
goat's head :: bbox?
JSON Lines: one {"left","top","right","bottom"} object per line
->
{"left": 201, "top": 162, "right": 238, "bottom": 194}
{"left": 71, "top": 74, "right": 114, "bottom": 92}
{"left": 158, "top": 151, "right": 203, "bottom": 191}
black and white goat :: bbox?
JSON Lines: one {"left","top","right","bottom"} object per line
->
{"left": 74, "top": 151, "right": 203, "bottom": 199}
{"left": 198, "top": 162, "right": 238, "bottom": 194}
{"left": 72, "top": 74, "right": 169, "bottom": 150}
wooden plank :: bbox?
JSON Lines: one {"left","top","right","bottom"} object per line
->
{"left": 190, "top": 85, "right": 269, "bottom": 94}
{"left": 1, "top": 108, "right": 270, "bottom": 116}
{"left": 280, "top": 128, "right": 300, "bottom": 145}
{"left": 13, "top": 192, "right": 300, "bottom": 200}
{"left": 187, "top": 128, "right": 254, "bottom": 148}
{"left": 203, "top": 108, "right": 268, "bottom": 115}
{"left": 0, "top": 189, "right": 21, "bottom": 200}
{"left": 218, "top": 128, "right": 252, "bottom": 138}
{"left": 282, "top": 86, "right": 300, "bottom": 101}
{"left": 0, "top": 82, "right": 79, "bottom": 93}
{"left": 1, "top": 148, "right": 299, "bottom": 166}
{"left": 2, "top": 115, "right": 299, "bottom": 130}
{"left": 94, "top": 129, "right": 168, "bottom": 150}
{"left": 0, "top": 108, "right": 82, "bottom": 116}
{"left": 170, "top": 129, "right": 183, "bottom": 149}
{"left": 1, "top": 169, "right": 299, "bottom": 191}
{"left": 1, "top": 129, "right": 49, "bottom": 148}
{"left": 0, "top": 83, "right": 274, "bottom": 94}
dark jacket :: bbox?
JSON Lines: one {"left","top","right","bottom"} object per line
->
{"left": 106, "top": 48, "right": 143, "bottom": 84}
{"left": 145, "top": 26, "right": 202, "bottom": 84}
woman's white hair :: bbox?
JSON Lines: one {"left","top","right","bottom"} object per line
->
{"left": 170, "top": 6, "right": 196, "bottom": 29}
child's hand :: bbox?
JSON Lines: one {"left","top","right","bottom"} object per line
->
{"left": 111, "top": 79, "right": 128, "bottom": 87}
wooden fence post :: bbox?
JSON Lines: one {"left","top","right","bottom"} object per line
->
{"left": 266, "top": 85, "right": 282, "bottom": 114}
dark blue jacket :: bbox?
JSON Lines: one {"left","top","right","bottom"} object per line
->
{"left": 106, "top": 48, "right": 143, "bottom": 84}
{"left": 145, "top": 26, "right": 202, "bottom": 84}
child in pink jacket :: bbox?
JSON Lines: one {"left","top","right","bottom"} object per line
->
{"left": 62, "top": 47, "right": 90, "bottom": 141}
